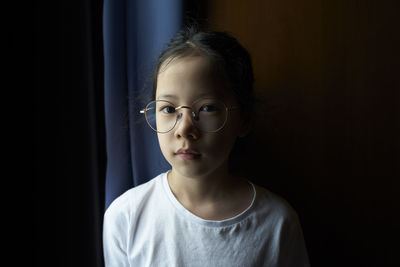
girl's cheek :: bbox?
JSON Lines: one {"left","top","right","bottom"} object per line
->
{"left": 157, "top": 135, "right": 169, "bottom": 152}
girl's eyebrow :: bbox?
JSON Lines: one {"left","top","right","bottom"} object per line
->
{"left": 157, "top": 94, "right": 177, "bottom": 100}
{"left": 157, "top": 92, "right": 219, "bottom": 100}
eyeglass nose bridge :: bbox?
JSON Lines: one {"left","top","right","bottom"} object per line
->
{"left": 175, "top": 105, "right": 199, "bottom": 122}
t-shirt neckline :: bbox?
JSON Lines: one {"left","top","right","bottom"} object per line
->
{"left": 161, "top": 170, "right": 257, "bottom": 228}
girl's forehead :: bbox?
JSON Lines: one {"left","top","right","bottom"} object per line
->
{"left": 156, "top": 56, "right": 231, "bottom": 101}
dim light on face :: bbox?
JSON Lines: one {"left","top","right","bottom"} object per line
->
{"left": 155, "top": 56, "right": 245, "bottom": 179}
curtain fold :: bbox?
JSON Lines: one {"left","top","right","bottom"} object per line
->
{"left": 103, "top": 0, "right": 182, "bottom": 208}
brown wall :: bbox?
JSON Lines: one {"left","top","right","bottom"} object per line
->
{"left": 207, "top": 0, "right": 399, "bottom": 266}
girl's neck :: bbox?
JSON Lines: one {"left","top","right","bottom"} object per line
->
{"left": 167, "top": 163, "right": 246, "bottom": 205}
{"left": 167, "top": 165, "right": 254, "bottom": 221}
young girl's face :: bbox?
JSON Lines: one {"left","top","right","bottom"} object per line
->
{"left": 155, "top": 56, "right": 246, "bottom": 178}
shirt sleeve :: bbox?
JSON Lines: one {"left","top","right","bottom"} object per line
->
{"left": 277, "top": 212, "right": 311, "bottom": 267}
{"left": 103, "top": 205, "right": 131, "bottom": 267}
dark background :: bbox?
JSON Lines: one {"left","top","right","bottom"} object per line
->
{"left": 33, "top": 0, "right": 399, "bottom": 266}
{"left": 35, "top": 1, "right": 105, "bottom": 266}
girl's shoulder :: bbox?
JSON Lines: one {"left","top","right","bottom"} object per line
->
{"left": 251, "top": 183, "right": 300, "bottom": 222}
{"left": 105, "top": 172, "right": 165, "bottom": 218}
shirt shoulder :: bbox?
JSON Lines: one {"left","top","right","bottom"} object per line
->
{"left": 251, "top": 184, "right": 300, "bottom": 224}
{"left": 104, "top": 172, "right": 165, "bottom": 220}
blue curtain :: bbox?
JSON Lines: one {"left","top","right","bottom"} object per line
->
{"left": 103, "top": 0, "right": 182, "bottom": 208}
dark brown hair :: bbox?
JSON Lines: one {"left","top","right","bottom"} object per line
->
{"left": 151, "top": 25, "right": 255, "bottom": 114}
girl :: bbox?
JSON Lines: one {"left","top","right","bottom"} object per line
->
{"left": 103, "top": 26, "right": 310, "bottom": 267}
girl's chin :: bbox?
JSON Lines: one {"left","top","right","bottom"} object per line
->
{"left": 170, "top": 161, "right": 229, "bottom": 180}
{"left": 170, "top": 166, "right": 211, "bottom": 179}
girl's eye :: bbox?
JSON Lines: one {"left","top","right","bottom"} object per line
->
{"left": 199, "top": 105, "right": 219, "bottom": 112}
{"left": 161, "top": 106, "right": 176, "bottom": 114}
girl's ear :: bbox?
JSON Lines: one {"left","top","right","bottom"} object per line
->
{"left": 238, "top": 113, "right": 253, "bottom": 138}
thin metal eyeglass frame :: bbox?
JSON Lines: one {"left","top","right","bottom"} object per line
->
{"left": 139, "top": 98, "right": 240, "bottom": 133}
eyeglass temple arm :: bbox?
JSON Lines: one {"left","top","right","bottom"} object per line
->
{"left": 140, "top": 107, "right": 155, "bottom": 114}
{"left": 228, "top": 106, "right": 240, "bottom": 111}
{"left": 140, "top": 106, "right": 191, "bottom": 115}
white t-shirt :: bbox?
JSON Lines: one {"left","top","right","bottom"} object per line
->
{"left": 103, "top": 171, "right": 310, "bottom": 267}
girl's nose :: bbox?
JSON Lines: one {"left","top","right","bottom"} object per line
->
{"left": 174, "top": 109, "right": 200, "bottom": 140}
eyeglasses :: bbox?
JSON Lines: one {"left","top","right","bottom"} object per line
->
{"left": 140, "top": 98, "right": 240, "bottom": 133}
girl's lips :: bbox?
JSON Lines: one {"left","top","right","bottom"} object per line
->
{"left": 175, "top": 148, "right": 201, "bottom": 160}
{"left": 177, "top": 153, "right": 201, "bottom": 160}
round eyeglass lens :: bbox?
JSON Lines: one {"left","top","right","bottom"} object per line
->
{"left": 192, "top": 98, "right": 227, "bottom": 132}
{"left": 145, "top": 100, "right": 178, "bottom": 133}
